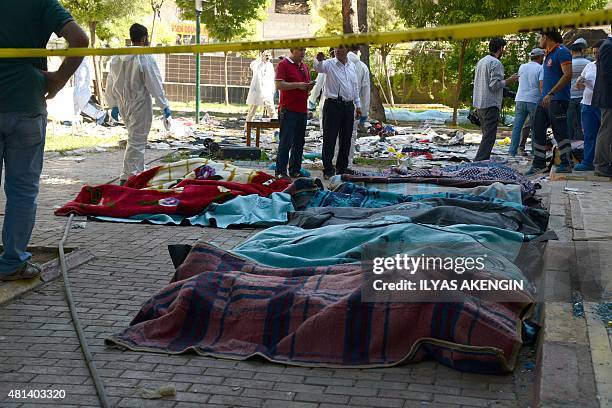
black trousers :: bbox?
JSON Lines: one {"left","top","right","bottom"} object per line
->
{"left": 322, "top": 99, "right": 354, "bottom": 175}
{"left": 474, "top": 106, "right": 500, "bottom": 162}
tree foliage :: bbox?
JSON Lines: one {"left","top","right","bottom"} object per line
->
{"left": 174, "top": 0, "right": 268, "bottom": 42}
{"left": 61, "top": 0, "right": 149, "bottom": 43}
{"left": 517, "top": 0, "right": 608, "bottom": 16}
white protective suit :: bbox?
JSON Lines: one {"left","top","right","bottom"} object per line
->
{"left": 105, "top": 54, "right": 170, "bottom": 181}
{"left": 245, "top": 58, "right": 277, "bottom": 121}
{"left": 334, "top": 52, "right": 370, "bottom": 163}
{"left": 73, "top": 58, "right": 92, "bottom": 117}
{"left": 307, "top": 72, "right": 326, "bottom": 126}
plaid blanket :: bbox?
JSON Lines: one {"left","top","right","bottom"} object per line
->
{"left": 106, "top": 243, "right": 534, "bottom": 373}
{"left": 346, "top": 161, "right": 538, "bottom": 196}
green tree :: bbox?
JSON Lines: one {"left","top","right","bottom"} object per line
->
{"left": 393, "top": 0, "right": 519, "bottom": 124}
{"left": 310, "top": 0, "right": 404, "bottom": 119}
{"left": 175, "top": 0, "right": 269, "bottom": 104}
{"left": 517, "top": 0, "right": 608, "bottom": 16}
{"left": 61, "top": 0, "right": 147, "bottom": 99}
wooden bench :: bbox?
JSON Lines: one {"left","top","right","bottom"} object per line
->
{"left": 245, "top": 120, "right": 280, "bottom": 147}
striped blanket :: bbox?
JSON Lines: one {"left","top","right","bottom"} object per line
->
{"left": 106, "top": 243, "right": 534, "bottom": 373}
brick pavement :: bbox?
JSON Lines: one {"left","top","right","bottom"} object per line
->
{"left": 0, "top": 149, "right": 535, "bottom": 407}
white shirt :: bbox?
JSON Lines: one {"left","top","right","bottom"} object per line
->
{"left": 314, "top": 57, "right": 361, "bottom": 108}
{"left": 515, "top": 61, "right": 542, "bottom": 104}
{"left": 579, "top": 61, "right": 597, "bottom": 105}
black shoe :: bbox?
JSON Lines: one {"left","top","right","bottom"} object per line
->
{"left": 323, "top": 173, "right": 334, "bottom": 180}
{"left": 0, "top": 262, "right": 42, "bottom": 281}
{"left": 594, "top": 165, "right": 612, "bottom": 177}
{"left": 275, "top": 173, "right": 291, "bottom": 180}
{"left": 289, "top": 173, "right": 302, "bottom": 179}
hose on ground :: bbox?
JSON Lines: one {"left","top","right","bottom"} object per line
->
{"left": 59, "top": 214, "right": 111, "bottom": 408}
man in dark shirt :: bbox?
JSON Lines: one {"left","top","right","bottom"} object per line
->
{"left": 525, "top": 30, "right": 573, "bottom": 175}
{"left": 0, "top": 0, "right": 88, "bottom": 280}
{"left": 274, "top": 48, "right": 315, "bottom": 179}
{"left": 592, "top": 26, "right": 612, "bottom": 177}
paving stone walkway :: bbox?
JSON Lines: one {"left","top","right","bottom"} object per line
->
{"left": 0, "top": 149, "right": 536, "bottom": 408}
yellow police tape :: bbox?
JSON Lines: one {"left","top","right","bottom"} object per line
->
{"left": 0, "top": 9, "right": 610, "bottom": 58}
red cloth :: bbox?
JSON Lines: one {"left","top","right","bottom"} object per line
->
{"left": 55, "top": 178, "right": 291, "bottom": 218}
{"left": 276, "top": 57, "right": 310, "bottom": 113}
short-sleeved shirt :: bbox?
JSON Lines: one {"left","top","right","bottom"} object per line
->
{"left": 515, "top": 61, "right": 543, "bottom": 104}
{"left": 0, "top": 0, "right": 74, "bottom": 114}
{"left": 275, "top": 57, "right": 311, "bottom": 113}
{"left": 580, "top": 61, "right": 597, "bottom": 106}
{"left": 570, "top": 57, "right": 590, "bottom": 99}
{"left": 541, "top": 44, "right": 572, "bottom": 102}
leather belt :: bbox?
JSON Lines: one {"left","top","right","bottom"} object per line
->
{"left": 327, "top": 97, "right": 354, "bottom": 106}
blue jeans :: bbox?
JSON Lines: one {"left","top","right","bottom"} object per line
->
{"left": 510, "top": 101, "right": 537, "bottom": 155}
{"left": 0, "top": 113, "right": 46, "bottom": 276}
{"left": 276, "top": 109, "right": 306, "bottom": 176}
{"left": 581, "top": 104, "right": 601, "bottom": 166}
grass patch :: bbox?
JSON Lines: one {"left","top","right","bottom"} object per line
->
{"left": 169, "top": 102, "right": 248, "bottom": 114}
{"left": 45, "top": 133, "right": 120, "bottom": 153}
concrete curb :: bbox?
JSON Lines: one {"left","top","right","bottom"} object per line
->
{"left": 536, "top": 181, "right": 599, "bottom": 407}
{"left": 584, "top": 302, "right": 611, "bottom": 408}
{"left": 0, "top": 248, "right": 95, "bottom": 306}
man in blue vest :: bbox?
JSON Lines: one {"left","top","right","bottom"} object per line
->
{"left": 525, "top": 30, "right": 573, "bottom": 175}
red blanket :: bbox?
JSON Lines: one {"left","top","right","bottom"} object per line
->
{"left": 55, "top": 175, "right": 290, "bottom": 218}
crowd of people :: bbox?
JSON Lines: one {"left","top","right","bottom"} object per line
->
{"left": 246, "top": 27, "right": 611, "bottom": 182}
{"left": 473, "top": 28, "right": 612, "bottom": 176}
{"left": 247, "top": 45, "right": 370, "bottom": 180}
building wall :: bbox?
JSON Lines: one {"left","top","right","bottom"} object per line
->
{"left": 162, "top": 53, "right": 275, "bottom": 104}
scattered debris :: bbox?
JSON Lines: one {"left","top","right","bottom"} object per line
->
{"left": 572, "top": 292, "right": 585, "bottom": 318}
{"left": 134, "top": 385, "right": 177, "bottom": 399}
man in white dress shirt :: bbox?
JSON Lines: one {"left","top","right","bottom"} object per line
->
{"left": 315, "top": 45, "right": 362, "bottom": 179}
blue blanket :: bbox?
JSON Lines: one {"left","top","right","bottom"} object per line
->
{"left": 91, "top": 192, "right": 294, "bottom": 228}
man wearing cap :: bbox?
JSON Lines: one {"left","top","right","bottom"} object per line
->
{"left": 509, "top": 48, "right": 544, "bottom": 156}
{"left": 472, "top": 38, "right": 518, "bottom": 161}
{"left": 567, "top": 38, "right": 590, "bottom": 141}
{"left": 591, "top": 27, "right": 612, "bottom": 177}
{"left": 526, "top": 30, "right": 573, "bottom": 175}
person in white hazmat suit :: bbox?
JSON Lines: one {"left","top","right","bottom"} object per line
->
{"left": 73, "top": 58, "right": 91, "bottom": 118}
{"left": 333, "top": 46, "right": 370, "bottom": 164}
{"left": 105, "top": 23, "right": 171, "bottom": 185}
{"left": 73, "top": 57, "right": 106, "bottom": 125}
{"left": 307, "top": 48, "right": 334, "bottom": 129}
{"left": 245, "top": 50, "right": 277, "bottom": 123}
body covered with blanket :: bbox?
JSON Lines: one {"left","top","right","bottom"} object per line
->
{"left": 107, "top": 217, "right": 540, "bottom": 374}
{"left": 55, "top": 159, "right": 290, "bottom": 218}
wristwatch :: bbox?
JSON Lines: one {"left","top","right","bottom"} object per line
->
{"left": 547, "top": 92, "right": 555, "bottom": 97}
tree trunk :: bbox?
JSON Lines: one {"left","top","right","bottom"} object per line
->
{"left": 341, "top": 0, "right": 357, "bottom": 34}
{"left": 452, "top": 40, "right": 468, "bottom": 126}
{"left": 89, "top": 21, "right": 103, "bottom": 103}
{"left": 151, "top": 15, "right": 157, "bottom": 44}
{"left": 369, "top": 77, "right": 386, "bottom": 122}
{"left": 224, "top": 52, "right": 229, "bottom": 105}
{"left": 381, "top": 50, "right": 395, "bottom": 107}
{"left": 356, "top": 0, "right": 369, "bottom": 66}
